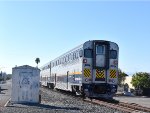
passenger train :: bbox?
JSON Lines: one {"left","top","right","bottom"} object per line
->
{"left": 40, "top": 40, "right": 119, "bottom": 99}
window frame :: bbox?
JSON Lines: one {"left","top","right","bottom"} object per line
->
{"left": 96, "top": 45, "right": 105, "bottom": 55}
{"left": 110, "top": 50, "right": 117, "bottom": 59}
{"left": 84, "top": 49, "right": 93, "bottom": 58}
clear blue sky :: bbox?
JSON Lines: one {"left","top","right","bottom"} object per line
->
{"left": 0, "top": 0, "right": 150, "bottom": 74}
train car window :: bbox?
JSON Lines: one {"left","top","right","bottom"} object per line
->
{"left": 75, "top": 52, "right": 77, "bottom": 59}
{"left": 79, "top": 49, "right": 83, "bottom": 57}
{"left": 65, "top": 56, "right": 67, "bottom": 62}
{"left": 71, "top": 53, "right": 73, "bottom": 60}
{"left": 68, "top": 55, "right": 70, "bottom": 61}
{"left": 76, "top": 50, "right": 79, "bottom": 58}
{"left": 72, "top": 53, "right": 74, "bottom": 60}
{"left": 78, "top": 49, "right": 80, "bottom": 58}
{"left": 65, "top": 55, "right": 68, "bottom": 62}
{"left": 73, "top": 52, "right": 75, "bottom": 60}
{"left": 63, "top": 57, "right": 65, "bottom": 63}
{"left": 74, "top": 51, "right": 76, "bottom": 59}
{"left": 60, "top": 58, "right": 62, "bottom": 64}
{"left": 56, "top": 61, "right": 57, "bottom": 66}
{"left": 96, "top": 45, "right": 104, "bottom": 54}
{"left": 62, "top": 57, "right": 64, "bottom": 64}
{"left": 110, "top": 50, "right": 117, "bottom": 59}
{"left": 84, "top": 49, "right": 92, "bottom": 58}
{"left": 59, "top": 59, "right": 60, "bottom": 64}
{"left": 61, "top": 58, "right": 63, "bottom": 64}
{"left": 66, "top": 55, "right": 68, "bottom": 62}
{"left": 64, "top": 57, "right": 66, "bottom": 63}
{"left": 69, "top": 53, "right": 71, "bottom": 61}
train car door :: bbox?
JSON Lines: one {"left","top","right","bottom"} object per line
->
{"left": 93, "top": 41, "right": 109, "bottom": 83}
{"left": 54, "top": 74, "right": 56, "bottom": 86}
{"left": 67, "top": 71, "right": 69, "bottom": 89}
{"left": 96, "top": 45, "right": 106, "bottom": 67}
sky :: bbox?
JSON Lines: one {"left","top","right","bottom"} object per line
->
{"left": 0, "top": 0, "right": 150, "bottom": 74}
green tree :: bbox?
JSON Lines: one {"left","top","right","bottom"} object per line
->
{"left": 35, "top": 58, "right": 40, "bottom": 67}
{"left": 118, "top": 69, "right": 128, "bottom": 86}
{"left": 131, "top": 72, "right": 150, "bottom": 89}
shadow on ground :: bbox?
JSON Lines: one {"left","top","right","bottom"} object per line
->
{"left": 7, "top": 103, "right": 80, "bottom": 111}
{"left": 0, "top": 88, "right": 7, "bottom": 94}
{"left": 0, "top": 92, "right": 5, "bottom": 94}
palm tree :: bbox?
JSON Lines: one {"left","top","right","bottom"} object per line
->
{"left": 35, "top": 58, "right": 40, "bottom": 67}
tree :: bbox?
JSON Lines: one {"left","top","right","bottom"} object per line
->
{"left": 118, "top": 69, "right": 128, "bottom": 86}
{"left": 35, "top": 58, "right": 40, "bottom": 67}
{"left": 131, "top": 72, "right": 150, "bottom": 89}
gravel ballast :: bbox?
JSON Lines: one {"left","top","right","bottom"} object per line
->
{"left": 0, "top": 87, "right": 126, "bottom": 113}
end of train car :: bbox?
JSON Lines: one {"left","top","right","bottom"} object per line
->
{"left": 82, "top": 40, "right": 119, "bottom": 99}
{"left": 40, "top": 40, "right": 119, "bottom": 99}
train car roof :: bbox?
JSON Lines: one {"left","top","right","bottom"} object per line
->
{"left": 40, "top": 40, "right": 118, "bottom": 68}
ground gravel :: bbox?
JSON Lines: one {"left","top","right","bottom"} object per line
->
{"left": 0, "top": 88, "right": 126, "bottom": 113}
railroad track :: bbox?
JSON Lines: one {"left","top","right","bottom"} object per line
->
{"left": 42, "top": 86, "right": 150, "bottom": 113}
{"left": 85, "top": 99, "right": 150, "bottom": 113}
{"left": 119, "top": 102, "right": 150, "bottom": 113}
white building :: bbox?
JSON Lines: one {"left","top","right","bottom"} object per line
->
{"left": 124, "top": 76, "right": 134, "bottom": 89}
{"left": 11, "top": 65, "right": 40, "bottom": 103}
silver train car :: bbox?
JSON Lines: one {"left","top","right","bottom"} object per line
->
{"left": 40, "top": 40, "right": 119, "bottom": 99}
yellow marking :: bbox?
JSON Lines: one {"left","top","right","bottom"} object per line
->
{"left": 84, "top": 68, "right": 91, "bottom": 77}
{"left": 110, "top": 69, "right": 117, "bottom": 78}
{"left": 71, "top": 72, "right": 82, "bottom": 75}
{"left": 96, "top": 69, "right": 105, "bottom": 78}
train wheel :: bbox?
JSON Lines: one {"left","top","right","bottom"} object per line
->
{"left": 75, "top": 91, "right": 81, "bottom": 96}
{"left": 51, "top": 84, "right": 54, "bottom": 89}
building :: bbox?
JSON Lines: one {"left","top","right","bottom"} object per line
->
{"left": 0, "top": 71, "right": 7, "bottom": 81}
{"left": 124, "top": 76, "right": 134, "bottom": 90}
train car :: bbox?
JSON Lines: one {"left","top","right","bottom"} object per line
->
{"left": 40, "top": 62, "right": 50, "bottom": 86}
{"left": 40, "top": 40, "right": 119, "bottom": 99}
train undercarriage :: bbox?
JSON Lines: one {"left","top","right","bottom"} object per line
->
{"left": 46, "top": 82, "right": 117, "bottom": 99}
